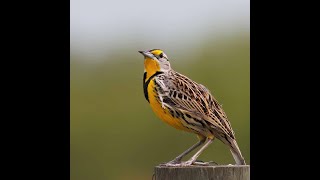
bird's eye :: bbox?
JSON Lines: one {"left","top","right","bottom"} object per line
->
{"left": 159, "top": 53, "right": 163, "bottom": 58}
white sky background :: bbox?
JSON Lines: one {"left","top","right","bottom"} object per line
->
{"left": 71, "top": 0, "right": 250, "bottom": 62}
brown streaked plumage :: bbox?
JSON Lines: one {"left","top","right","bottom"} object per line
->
{"left": 139, "top": 49, "right": 246, "bottom": 166}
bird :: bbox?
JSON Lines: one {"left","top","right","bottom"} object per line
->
{"left": 139, "top": 49, "right": 246, "bottom": 166}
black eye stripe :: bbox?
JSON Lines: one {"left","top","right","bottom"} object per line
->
{"left": 150, "top": 51, "right": 169, "bottom": 61}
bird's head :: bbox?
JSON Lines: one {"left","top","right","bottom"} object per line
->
{"left": 139, "top": 49, "right": 171, "bottom": 74}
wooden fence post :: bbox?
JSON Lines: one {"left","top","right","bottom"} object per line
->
{"left": 154, "top": 165, "right": 250, "bottom": 180}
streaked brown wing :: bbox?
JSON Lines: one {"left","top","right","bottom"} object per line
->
{"left": 162, "top": 72, "right": 235, "bottom": 138}
{"left": 197, "top": 83, "right": 235, "bottom": 138}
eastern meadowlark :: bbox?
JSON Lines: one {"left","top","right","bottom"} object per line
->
{"left": 139, "top": 49, "right": 246, "bottom": 166}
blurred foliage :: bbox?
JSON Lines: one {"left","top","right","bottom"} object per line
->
{"left": 71, "top": 33, "right": 249, "bottom": 180}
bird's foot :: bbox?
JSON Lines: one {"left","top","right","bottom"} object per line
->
{"left": 159, "top": 159, "right": 182, "bottom": 167}
{"left": 180, "top": 160, "right": 194, "bottom": 166}
{"left": 181, "top": 160, "right": 218, "bottom": 166}
{"left": 193, "top": 160, "right": 217, "bottom": 166}
{"left": 159, "top": 159, "right": 217, "bottom": 167}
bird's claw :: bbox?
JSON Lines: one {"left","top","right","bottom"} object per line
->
{"left": 193, "top": 160, "right": 217, "bottom": 166}
{"left": 160, "top": 161, "right": 182, "bottom": 167}
{"left": 181, "top": 160, "right": 193, "bottom": 166}
{"left": 181, "top": 160, "right": 217, "bottom": 166}
{"left": 159, "top": 159, "right": 217, "bottom": 167}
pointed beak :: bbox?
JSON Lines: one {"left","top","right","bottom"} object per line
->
{"left": 138, "top": 50, "right": 154, "bottom": 59}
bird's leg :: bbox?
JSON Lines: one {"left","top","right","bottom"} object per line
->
{"left": 182, "top": 138, "right": 213, "bottom": 166}
{"left": 161, "top": 138, "right": 206, "bottom": 166}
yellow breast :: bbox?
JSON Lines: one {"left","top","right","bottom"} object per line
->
{"left": 147, "top": 80, "right": 193, "bottom": 132}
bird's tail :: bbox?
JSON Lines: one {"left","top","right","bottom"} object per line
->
{"left": 229, "top": 138, "right": 246, "bottom": 165}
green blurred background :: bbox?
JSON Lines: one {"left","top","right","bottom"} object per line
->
{"left": 71, "top": 0, "right": 249, "bottom": 179}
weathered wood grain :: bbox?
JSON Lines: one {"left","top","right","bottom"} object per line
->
{"left": 154, "top": 165, "right": 250, "bottom": 180}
